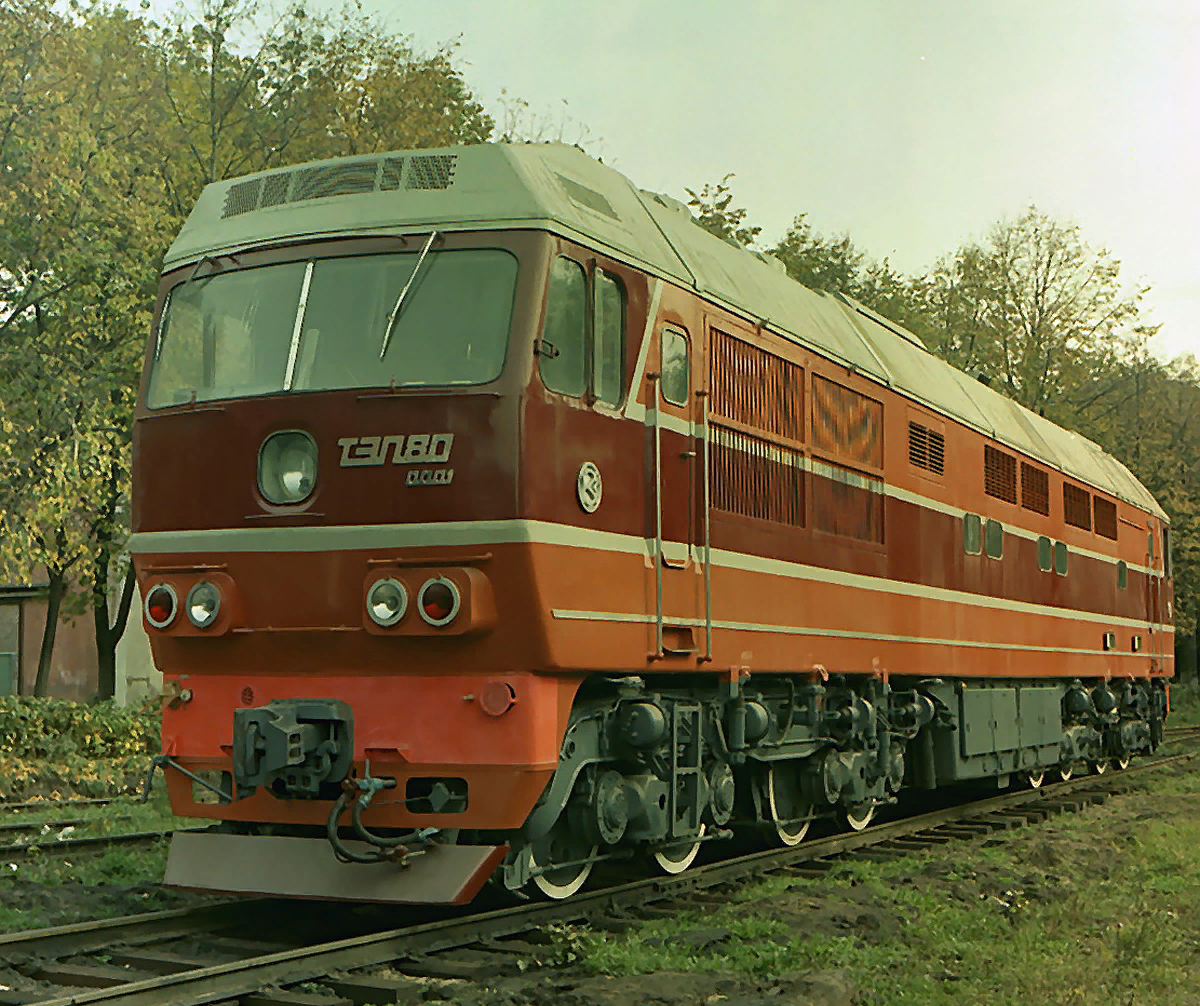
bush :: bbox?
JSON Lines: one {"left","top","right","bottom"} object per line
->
{"left": 0, "top": 697, "right": 160, "bottom": 760}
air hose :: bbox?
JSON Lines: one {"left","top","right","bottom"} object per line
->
{"left": 325, "top": 768, "right": 438, "bottom": 865}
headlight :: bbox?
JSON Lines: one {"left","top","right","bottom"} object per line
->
{"left": 145, "top": 583, "right": 178, "bottom": 629}
{"left": 418, "top": 577, "right": 461, "bottom": 627}
{"left": 367, "top": 578, "right": 408, "bottom": 627}
{"left": 186, "top": 581, "right": 222, "bottom": 629}
{"left": 258, "top": 430, "right": 317, "bottom": 504}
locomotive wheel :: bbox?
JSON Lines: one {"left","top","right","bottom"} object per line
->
{"left": 1114, "top": 756, "right": 1131, "bottom": 771}
{"left": 651, "top": 824, "right": 706, "bottom": 875}
{"left": 1056, "top": 763, "right": 1074, "bottom": 782}
{"left": 1025, "top": 770, "right": 1045, "bottom": 789}
{"left": 766, "top": 764, "right": 814, "bottom": 846}
{"left": 527, "top": 826, "right": 597, "bottom": 900}
{"left": 1090, "top": 760, "right": 1109, "bottom": 775}
{"left": 841, "top": 801, "right": 875, "bottom": 832}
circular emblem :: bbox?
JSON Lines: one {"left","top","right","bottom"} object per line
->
{"left": 576, "top": 461, "right": 603, "bottom": 514}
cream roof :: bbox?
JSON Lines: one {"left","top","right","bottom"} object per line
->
{"left": 166, "top": 142, "right": 1164, "bottom": 519}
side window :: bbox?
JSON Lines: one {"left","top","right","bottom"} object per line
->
{"left": 1117, "top": 560, "right": 1128, "bottom": 590}
{"left": 984, "top": 519, "right": 1003, "bottom": 559}
{"left": 661, "top": 329, "right": 689, "bottom": 406}
{"left": 1054, "top": 540, "right": 1068, "bottom": 576}
{"left": 1037, "top": 536, "right": 1052, "bottom": 571}
{"left": 593, "top": 270, "right": 626, "bottom": 406}
{"left": 963, "top": 514, "right": 982, "bottom": 555}
{"left": 540, "top": 257, "right": 587, "bottom": 397}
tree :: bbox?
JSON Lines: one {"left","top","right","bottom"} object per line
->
{"left": 685, "top": 174, "right": 761, "bottom": 248}
{"left": 0, "top": 2, "right": 168, "bottom": 696}
{"left": 152, "top": 0, "right": 494, "bottom": 215}
{"left": 915, "top": 206, "right": 1152, "bottom": 426}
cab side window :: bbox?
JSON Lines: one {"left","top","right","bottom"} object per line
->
{"left": 540, "top": 257, "right": 587, "bottom": 397}
{"left": 661, "top": 329, "right": 689, "bottom": 406}
{"left": 593, "top": 270, "right": 626, "bottom": 406}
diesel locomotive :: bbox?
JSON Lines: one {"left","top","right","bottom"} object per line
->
{"left": 132, "top": 143, "right": 1172, "bottom": 903}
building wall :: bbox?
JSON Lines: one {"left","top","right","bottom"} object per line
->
{"left": 17, "top": 599, "right": 99, "bottom": 700}
{"left": 116, "top": 587, "right": 160, "bottom": 706}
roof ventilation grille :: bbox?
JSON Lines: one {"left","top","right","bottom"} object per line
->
{"left": 222, "top": 178, "right": 262, "bottom": 218}
{"left": 405, "top": 154, "right": 456, "bottom": 190}
{"left": 379, "top": 157, "right": 406, "bottom": 191}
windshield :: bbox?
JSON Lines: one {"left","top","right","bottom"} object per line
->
{"left": 146, "top": 248, "right": 518, "bottom": 408}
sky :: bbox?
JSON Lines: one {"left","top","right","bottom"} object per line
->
{"left": 157, "top": 0, "right": 1200, "bottom": 359}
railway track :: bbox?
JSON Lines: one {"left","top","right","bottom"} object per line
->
{"left": 0, "top": 751, "right": 1191, "bottom": 1006}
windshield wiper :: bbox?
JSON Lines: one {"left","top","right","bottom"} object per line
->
{"left": 379, "top": 230, "right": 439, "bottom": 360}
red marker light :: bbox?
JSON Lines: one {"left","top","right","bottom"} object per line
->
{"left": 418, "top": 578, "right": 460, "bottom": 627}
{"left": 145, "top": 584, "right": 177, "bottom": 629}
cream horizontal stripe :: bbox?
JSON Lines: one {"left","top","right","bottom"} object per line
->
{"left": 131, "top": 519, "right": 1170, "bottom": 633}
{"left": 550, "top": 607, "right": 1167, "bottom": 661}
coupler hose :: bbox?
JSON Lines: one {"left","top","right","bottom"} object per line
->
{"left": 325, "top": 771, "right": 438, "bottom": 865}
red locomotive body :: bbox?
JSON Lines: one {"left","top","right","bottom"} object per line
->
{"left": 133, "top": 144, "right": 1171, "bottom": 902}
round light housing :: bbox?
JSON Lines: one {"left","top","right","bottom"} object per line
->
{"left": 418, "top": 577, "right": 461, "bottom": 627}
{"left": 186, "top": 581, "right": 222, "bottom": 629}
{"left": 145, "top": 583, "right": 178, "bottom": 629}
{"left": 258, "top": 430, "right": 318, "bottom": 505}
{"left": 367, "top": 578, "right": 408, "bottom": 627}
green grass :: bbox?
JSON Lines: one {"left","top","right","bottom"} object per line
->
{"left": 1170, "top": 678, "right": 1200, "bottom": 726}
{"left": 542, "top": 761, "right": 1200, "bottom": 1005}
{"left": 0, "top": 789, "right": 211, "bottom": 934}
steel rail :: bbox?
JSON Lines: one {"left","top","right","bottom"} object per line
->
{"left": 0, "top": 901, "right": 271, "bottom": 960}
{"left": 0, "top": 828, "right": 207, "bottom": 860}
{"left": 21, "top": 752, "right": 1191, "bottom": 1006}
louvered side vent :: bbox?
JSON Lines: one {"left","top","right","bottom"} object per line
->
{"left": 260, "top": 172, "right": 291, "bottom": 207}
{"left": 1093, "top": 497, "right": 1118, "bottom": 540}
{"left": 710, "top": 428, "right": 804, "bottom": 525}
{"left": 293, "top": 161, "right": 378, "bottom": 201}
{"left": 908, "top": 422, "right": 945, "bottom": 475}
{"left": 1063, "top": 483, "right": 1092, "bottom": 530}
{"left": 1020, "top": 462, "right": 1050, "bottom": 515}
{"left": 983, "top": 445, "right": 1017, "bottom": 504}
{"left": 709, "top": 331, "right": 803, "bottom": 441}
{"left": 556, "top": 173, "right": 619, "bottom": 219}
{"left": 379, "top": 157, "right": 405, "bottom": 191}
{"left": 405, "top": 154, "right": 456, "bottom": 190}
{"left": 812, "top": 376, "right": 882, "bottom": 468}
{"left": 811, "top": 460, "right": 884, "bottom": 543}
{"left": 222, "top": 178, "right": 262, "bottom": 218}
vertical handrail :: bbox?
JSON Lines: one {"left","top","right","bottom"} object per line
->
{"left": 700, "top": 390, "right": 713, "bottom": 662}
{"left": 649, "top": 373, "right": 664, "bottom": 660}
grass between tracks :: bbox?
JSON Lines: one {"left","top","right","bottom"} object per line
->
{"left": 548, "top": 747, "right": 1200, "bottom": 1005}
{"left": 0, "top": 789, "right": 206, "bottom": 934}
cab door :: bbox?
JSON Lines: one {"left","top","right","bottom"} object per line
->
{"left": 648, "top": 323, "right": 703, "bottom": 658}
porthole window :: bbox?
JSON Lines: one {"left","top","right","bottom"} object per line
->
{"left": 1037, "top": 536, "right": 1052, "bottom": 572}
{"left": 1054, "top": 540, "right": 1068, "bottom": 576}
{"left": 661, "top": 329, "right": 689, "bottom": 406}
{"left": 1117, "top": 560, "right": 1128, "bottom": 590}
{"left": 985, "top": 519, "right": 1003, "bottom": 559}
{"left": 962, "top": 514, "right": 982, "bottom": 555}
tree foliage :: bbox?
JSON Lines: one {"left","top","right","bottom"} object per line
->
{"left": 0, "top": 0, "right": 496, "bottom": 696}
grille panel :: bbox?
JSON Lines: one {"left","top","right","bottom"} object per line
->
{"left": 710, "top": 428, "right": 804, "bottom": 526}
{"left": 222, "top": 178, "right": 262, "bottom": 218}
{"left": 1020, "top": 462, "right": 1050, "bottom": 515}
{"left": 1064, "top": 483, "right": 1092, "bottom": 530}
{"left": 710, "top": 331, "right": 803, "bottom": 441}
{"left": 405, "top": 154, "right": 456, "bottom": 190}
{"left": 812, "top": 376, "right": 882, "bottom": 468}
{"left": 1093, "top": 497, "right": 1118, "bottom": 540}
{"left": 984, "top": 445, "right": 1017, "bottom": 504}
{"left": 811, "top": 460, "right": 884, "bottom": 543}
{"left": 908, "top": 422, "right": 945, "bottom": 475}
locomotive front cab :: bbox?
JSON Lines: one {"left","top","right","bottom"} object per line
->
{"left": 134, "top": 226, "right": 609, "bottom": 902}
